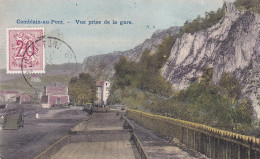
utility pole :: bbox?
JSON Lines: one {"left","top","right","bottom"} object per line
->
{"left": 35, "top": 91, "right": 39, "bottom": 119}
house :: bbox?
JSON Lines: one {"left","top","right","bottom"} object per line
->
{"left": 11, "top": 93, "right": 31, "bottom": 104}
{"left": 41, "top": 82, "right": 69, "bottom": 108}
{"left": 30, "top": 74, "right": 41, "bottom": 82}
{"left": 95, "top": 80, "right": 110, "bottom": 106}
{"left": 0, "top": 90, "right": 19, "bottom": 103}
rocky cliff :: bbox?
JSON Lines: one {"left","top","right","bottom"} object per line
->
{"left": 162, "top": 3, "right": 260, "bottom": 117}
{"left": 82, "top": 3, "right": 260, "bottom": 117}
{"left": 81, "top": 27, "right": 181, "bottom": 79}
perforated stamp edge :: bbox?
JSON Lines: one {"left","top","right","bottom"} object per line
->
{"left": 6, "top": 27, "right": 45, "bottom": 74}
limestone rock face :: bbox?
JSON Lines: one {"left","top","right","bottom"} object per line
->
{"left": 81, "top": 27, "right": 181, "bottom": 79}
{"left": 162, "top": 3, "right": 260, "bottom": 117}
{"left": 82, "top": 3, "right": 260, "bottom": 117}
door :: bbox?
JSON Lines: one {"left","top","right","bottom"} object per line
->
{"left": 57, "top": 98, "right": 61, "bottom": 105}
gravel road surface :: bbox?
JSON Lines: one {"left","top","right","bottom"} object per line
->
{"left": 0, "top": 104, "right": 87, "bottom": 159}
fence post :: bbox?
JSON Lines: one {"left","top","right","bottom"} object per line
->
{"left": 195, "top": 131, "right": 198, "bottom": 151}
{"left": 208, "top": 136, "right": 211, "bottom": 158}
{"left": 238, "top": 144, "right": 241, "bottom": 159}
{"left": 212, "top": 137, "right": 216, "bottom": 159}
{"left": 226, "top": 141, "right": 229, "bottom": 159}
{"left": 200, "top": 133, "right": 204, "bottom": 154}
{"left": 216, "top": 138, "right": 220, "bottom": 158}
{"left": 192, "top": 130, "right": 194, "bottom": 150}
{"left": 227, "top": 142, "right": 231, "bottom": 159}
{"left": 181, "top": 127, "right": 184, "bottom": 143}
{"left": 187, "top": 129, "right": 189, "bottom": 148}
{"left": 248, "top": 148, "right": 251, "bottom": 159}
{"left": 223, "top": 140, "right": 226, "bottom": 159}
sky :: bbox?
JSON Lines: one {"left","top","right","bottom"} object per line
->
{"left": 0, "top": 0, "right": 224, "bottom": 68}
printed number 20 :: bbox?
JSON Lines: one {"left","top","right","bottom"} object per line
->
{"left": 16, "top": 40, "right": 35, "bottom": 57}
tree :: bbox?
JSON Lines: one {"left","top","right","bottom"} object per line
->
{"left": 68, "top": 76, "right": 79, "bottom": 104}
{"left": 113, "top": 56, "right": 139, "bottom": 89}
{"left": 192, "top": 88, "right": 234, "bottom": 130}
{"left": 68, "top": 73, "right": 97, "bottom": 105}
{"left": 219, "top": 73, "right": 240, "bottom": 101}
{"left": 153, "top": 35, "right": 175, "bottom": 69}
{"left": 199, "top": 67, "right": 214, "bottom": 86}
{"left": 232, "top": 98, "right": 255, "bottom": 133}
{"left": 183, "top": 5, "right": 225, "bottom": 34}
{"left": 173, "top": 68, "right": 255, "bottom": 132}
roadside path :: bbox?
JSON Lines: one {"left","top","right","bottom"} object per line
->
{"left": 128, "top": 119, "right": 208, "bottom": 159}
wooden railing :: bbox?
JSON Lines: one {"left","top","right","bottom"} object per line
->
{"left": 126, "top": 109, "right": 260, "bottom": 159}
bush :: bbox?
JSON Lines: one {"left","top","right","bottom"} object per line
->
{"left": 183, "top": 6, "right": 225, "bottom": 34}
{"left": 110, "top": 35, "right": 175, "bottom": 97}
{"left": 68, "top": 73, "right": 97, "bottom": 105}
{"left": 235, "top": 0, "right": 260, "bottom": 12}
{"left": 219, "top": 72, "right": 241, "bottom": 100}
{"left": 138, "top": 69, "right": 254, "bottom": 133}
{"left": 232, "top": 98, "right": 255, "bottom": 133}
{"left": 192, "top": 89, "right": 234, "bottom": 130}
{"left": 113, "top": 56, "right": 139, "bottom": 90}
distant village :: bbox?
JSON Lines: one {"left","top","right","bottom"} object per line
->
{"left": 0, "top": 75, "right": 110, "bottom": 108}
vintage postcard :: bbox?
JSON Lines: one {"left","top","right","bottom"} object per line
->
{"left": 0, "top": 0, "right": 260, "bottom": 158}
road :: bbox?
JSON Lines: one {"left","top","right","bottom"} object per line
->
{"left": 52, "top": 112, "right": 140, "bottom": 159}
{"left": 0, "top": 104, "right": 87, "bottom": 159}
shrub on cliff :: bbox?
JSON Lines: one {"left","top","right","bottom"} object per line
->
{"left": 110, "top": 35, "right": 175, "bottom": 97}
{"left": 113, "top": 56, "right": 139, "bottom": 90}
{"left": 235, "top": 0, "right": 260, "bottom": 12}
{"left": 219, "top": 72, "right": 241, "bottom": 101}
{"left": 183, "top": 6, "right": 225, "bottom": 34}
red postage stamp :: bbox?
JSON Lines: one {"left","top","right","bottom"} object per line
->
{"left": 7, "top": 28, "right": 45, "bottom": 74}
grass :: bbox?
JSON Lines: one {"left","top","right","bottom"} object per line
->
{"left": 0, "top": 74, "right": 71, "bottom": 94}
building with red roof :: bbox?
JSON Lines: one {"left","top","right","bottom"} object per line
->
{"left": 41, "top": 82, "right": 69, "bottom": 107}
{"left": 11, "top": 93, "right": 31, "bottom": 104}
{"left": 0, "top": 90, "right": 19, "bottom": 103}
